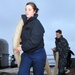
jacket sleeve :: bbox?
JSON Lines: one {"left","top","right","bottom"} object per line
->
{"left": 22, "top": 21, "right": 45, "bottom": 51}
{"left": 61, "top": 39, "right": 70, "bottom": 58}
{"left": 56, "top": 38, "right": 70, "bottom": 58}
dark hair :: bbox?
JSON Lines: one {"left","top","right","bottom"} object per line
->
{"left": 26, "top": 2, "right": 39, "bottom": 14}
{"left": 56, "top": 29, "right": 62, "bottom": 34}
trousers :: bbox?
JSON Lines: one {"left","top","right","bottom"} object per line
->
{"left": 18, "top": 48, "right": 46, "bottom": 75}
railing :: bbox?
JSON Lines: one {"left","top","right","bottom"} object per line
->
{"left": 47, "top": 54, "right": 56, "bottom": 67}
{"left": 47, "top": 53, "right": 75, "bottom": 67}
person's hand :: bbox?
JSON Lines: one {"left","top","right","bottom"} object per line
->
{"left": 52, "top": 47, "right": 56, "bottom": 51}
{"left": 14, "top": 45, "right": 22, "bottom": 53}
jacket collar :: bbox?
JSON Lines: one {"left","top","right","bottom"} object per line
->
{"left": 24, "top": 14, "right": 38, "bottom": 24}
{"left": 55, "top": 35, "right": 63, "bottom": 40}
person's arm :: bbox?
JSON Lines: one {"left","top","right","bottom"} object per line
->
{"left": 61, "top": 38, "right": 70, "bottom": 58}
{"left": 55, "top": 45, "right": 61, "bottom": 52}
{"left": 56, "top": 38, "right": 69, "bottom": 56}
{"left": 52, "top": 47, "right": 56, "bottom": 51}
{"left": 22, "top": 21, "right": 45, "bottom": 51}
{"left": 55, "top": 40, "right": 62, "bottom": 52}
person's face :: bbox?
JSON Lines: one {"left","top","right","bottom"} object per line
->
{"left": 56, "top": 33, "right": 62, "bottom": 39}
{"left": 25, "top": 5, "right": 36, "bottom": 19}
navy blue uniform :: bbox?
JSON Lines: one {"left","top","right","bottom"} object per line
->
{"left": 18, "top": 14, "right": 46, "bottom": 75}
{"left": 20, "top": 14, "right": 45, "bottom": 54}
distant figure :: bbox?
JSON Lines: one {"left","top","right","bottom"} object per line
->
{"left": 11, "top": 55, "right": 17, "bottom": 68}
{"left": 52, "top": 29, "right": 70, "bottom": 75}
{"left": 66, "top": 50, "right": 74, "bottom": 68}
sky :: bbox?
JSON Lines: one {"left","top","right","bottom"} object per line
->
{"left": 0, "top": 0, "right": 75, "bottom": 57}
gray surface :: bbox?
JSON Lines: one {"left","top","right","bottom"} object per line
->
{"left": 0, "top": 39, "right": 9, "bottom": 68}
{"left": 0, "top": 39, "right": 9, "bottom": 54}
{"left": 0, "top": 68, "right": 18, "bottom": 74}
{"left": 0, "top": 67, "right": 54, "bottom": 75}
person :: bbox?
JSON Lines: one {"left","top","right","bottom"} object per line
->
{"left": 65, "top": 49, "right": 74, "bottom": 74}
{"left": 13, "top": 2, "right": 46, "bottom": 75}
{"left": 10, "top": 55, "right": 17, "bottom": 68}
{"left": 66, "top": 50, "right": 74, "bottom": 68}
{"left": 52, "top": 29, "right": 70, "bottom": 75}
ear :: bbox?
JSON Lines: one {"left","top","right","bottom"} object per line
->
{"left": 34, "top": 10, "right": 36, "bottom": 14}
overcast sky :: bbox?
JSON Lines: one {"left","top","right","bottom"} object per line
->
{"left": 0, "top": 0, "right": 75, "bottom": 56}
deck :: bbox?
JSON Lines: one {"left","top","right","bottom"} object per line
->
{"left": 0, "top": 67, "right": 75, "bottom": 75}
{"left": 67, "top": 68, "right": 75, "bottom": 75}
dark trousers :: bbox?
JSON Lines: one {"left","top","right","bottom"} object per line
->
{"left": 58, "top": 58, "right": 67, "bottom": 75}
{"left": 58, "top": 67, "right": 65, "bottom": 75}
{"left": 18, "top": 48, "right": 46, "bottom": 75}
{"left": 66, "top": 58, "right": 71, "bottom": 68}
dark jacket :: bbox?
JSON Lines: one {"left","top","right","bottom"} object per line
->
{"left": 55, "top": 36, "right": 69, "bottom": 58}
{"left": 55, "top": 36, "right": 70, "bottom": 68}
{"left": 20, "top": 14, "right": 45, "bottom": 54}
